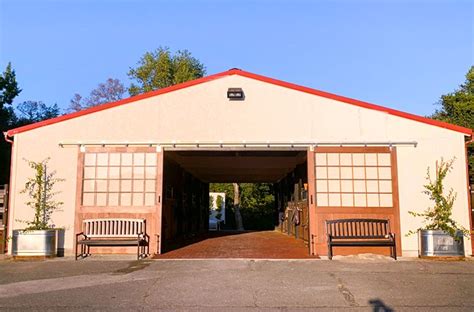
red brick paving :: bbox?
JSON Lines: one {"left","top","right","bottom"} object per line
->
{"left": 154, "top": 230, "right": 318, "bottom": 259}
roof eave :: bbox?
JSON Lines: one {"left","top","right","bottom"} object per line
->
{"left": 5, "top": 68, "right": 472, "bottom": 137}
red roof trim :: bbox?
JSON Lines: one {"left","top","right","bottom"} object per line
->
{"left": 5, "top": 70, "right": 233, "bottom": 136}
{"left": 6, "top": 68, "right": 472, "bottom": 136}
{"left": 233, "top": 70, "right": 472, "bottom": 136}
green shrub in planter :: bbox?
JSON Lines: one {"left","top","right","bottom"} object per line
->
{"left": 12, "top": 158, "right": 64, "bottom": 257}
{"left": 408, "top": 158, "right": 469, "bottom": 257}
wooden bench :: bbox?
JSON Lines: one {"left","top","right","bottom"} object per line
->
{"left": 326, "top": 218, "right": 396, "bottom": 260}
{"left": 75, "top": 218, "right": 150, "bottom": 260}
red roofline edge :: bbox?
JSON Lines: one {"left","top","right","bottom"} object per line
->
{"left": 5, "top": 68, "right": 472, "bottom": 137}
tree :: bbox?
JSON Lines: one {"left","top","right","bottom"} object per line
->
{"left": 215, "top": 195, "right": 224, "bottom": 220}
{"left": 15, "top": 101, "right": 60, "bottom": 126}
{"left": 0, "top": 63, "right": 21, "bottom": 129}
{"left": 68, "top": 78, "right": 126, "bottom": 112}
{"left": 20, "top": 158, "right": 64, "bottom": 230}
{"left": 431, "top": 66, "right": 474, "bottom": 183}
{"left": 210, "top": 183, "right": 275, "bottom": 230}
{"left": 408, "top": 158, "right": 468, "bottom": 238}
{"left": 0, "top": 62, "right": 21, "bottom": 184}
{"left": 0, "top": 62, "right": 21, "bottom": 109}
{"left": 128, "top": 47, "right": 206, "bottom": 96}
{"left": 233, "top": 183, "right": 244, "bottom": 230}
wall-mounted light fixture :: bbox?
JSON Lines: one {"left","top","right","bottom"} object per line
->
{"left": 227, "top": 88, "right": 244, "bottom": 100}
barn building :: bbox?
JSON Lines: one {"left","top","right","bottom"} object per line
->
{"left": 4, "top": 69, "right": 473, "bottom": 257}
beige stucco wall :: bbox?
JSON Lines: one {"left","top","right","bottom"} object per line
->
{"left": 7, "top": 74, "right": 471, "bottom": 256}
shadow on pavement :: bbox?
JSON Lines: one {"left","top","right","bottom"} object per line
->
{"left": 369, "top": 298, "right": 394, "bottom": 312}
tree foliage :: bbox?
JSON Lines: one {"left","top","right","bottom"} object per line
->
{"left": 0, "top": 63, "right": 21, "bottom": 184}
{"left": 20, "top": 158, "right": 64, "bottom": 230}
{"left": 0, "top": 62, "right": 21, "bottom": 108}
{"left": 408, "top": 158, "right": 468, "bottom": 238}
{"left": 0, "top": 63, "right": 21, "bottom": 128}
{"left": 128, "top": 47, "right": 205, "bottom": 96}
{"left": 215, "top": 195, "right": 223, "bottom": 220}
{"left": 15, "top": 101, "right": 60, "bottom": 125}
{"left": 68, "top": 78, "right": 126, "bottom": 112}
{"left": 209, "top": 183, "right": 275, "bottom": 230}
{"left": 233, "top": 183, "right": 244, "bottom": 230}
{"left": 431, "top": 66, "right": 474, "bottom": 183}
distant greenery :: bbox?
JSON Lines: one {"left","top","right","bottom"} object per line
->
{"left": 128, "top": 46, "right": 205, "bottom": 96}
{"left": 0, "top": 62, "right": 21, "bottom": 108}
{"left": 0, "top": 47, "right": 205, "bottom": 184}
{"left": 431, "top": 66, "right": 474, "bottom": 183}
{"left": 68, "top": 78, "right": 126, "bottom": 112}
{"left": 215, "top": 195, "right": 223, "bottom": 220}
{"left": 210, "top": 183, "right": 275, "bottom": 230}
{"left": 15, "top": 101, "right": 60, "bottom": 125}
{"left": 0, "top": 63, "right": 22, "bottom": 183}
{"left": 209, "top": 194, "right": 223, "bottom": 220}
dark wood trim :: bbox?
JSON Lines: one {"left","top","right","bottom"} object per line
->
{"left": 310, "top": 146, "right": 402, "bottom": 256}
{"left": 4, "top": 140, "right": 15, "bottom": 253}
{"left": 74, "top": 146, "right": 164, "bottom": 255}
{"left": 316, "top": 207, "right": 399, "bottom": 214}
{"left": 74, "top": 148, "right": 85, "bottom": 244}
{"left": 465, "top": 142, "right": 473, "bottom": 254}
{"left": 155, "top": 151, "right": 164, "bottom": 254}
{"left": 390, "top": 147, "right": 402, "bottom": 255}
{"left": 85, "top": 146, "right": 156, "bottom": 153}
{"left": 314, "top": 146, "right": 391, "bottom": 153}
{"left": 307, "top": 148, "right": 316, "bottom": 255}
{"left": 79, "top": 206, "right": 155, "bottom": 213}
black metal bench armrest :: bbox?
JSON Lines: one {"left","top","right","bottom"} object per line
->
{"left": 389, "top": 232, "right": 396, "bottom": 241}
{"left": 76, "top": 232, "right": 88, "bottom": 240}
{"left": 138, "top": 232, "right": 150, "bottom": 242}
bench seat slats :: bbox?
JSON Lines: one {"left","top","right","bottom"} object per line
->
{"left": 326, "top": 218, "right": 396, "bottom": 260}
{"left": 329, "top": 240, "right": 395, "bottom": 246}
{"left": 77, "top": 239, "right": 148, "bottom": 246}
{"left": 83, "top": 219, "right": 144, "bottom": 238}
{"left": 75, "top": 218, "right": 149, "bottom": 260}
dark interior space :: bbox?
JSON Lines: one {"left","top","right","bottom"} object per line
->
{"left": 160, "top": 150, "right": 309, "bottom": 254}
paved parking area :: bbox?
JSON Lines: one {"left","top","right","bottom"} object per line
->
{"left": 0, "top": 256, "right": 473, "bottom": 311}
{"left": 156, "top": 230, "right": 315, "bottom": 259}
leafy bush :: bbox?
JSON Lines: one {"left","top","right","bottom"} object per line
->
{"left": 209, "top": 183, "right": 276, "bottom": 230}
{"left": 408, "top": 158, "right": 468, "bottom": 238}
{"left": 19, "top": 158, "right": 63, "bottom": 230}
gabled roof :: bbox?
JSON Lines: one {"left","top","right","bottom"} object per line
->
{"left": 5, "top": 68, "right": 472, "bottom": 137}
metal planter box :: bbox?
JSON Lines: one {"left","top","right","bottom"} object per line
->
{"left": 418, "top": 229, "right": 464, "bottom": 257}
{"left": 12, "top": 229, "right": 57, "bottom": 257}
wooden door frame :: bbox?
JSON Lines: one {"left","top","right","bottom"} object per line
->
{"left": 307, "top": 146, "right": 402, "bottom": 257}
{"left": 73, "top": 146, "right": 164, "bottom": 255}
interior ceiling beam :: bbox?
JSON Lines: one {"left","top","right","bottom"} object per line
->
{"left": 186, "top": 168, "right": 294, "bottom": 176}
{"left": 164, "top": 150, "right": 307, "bottom": 183}
{"left": 181, "top": 164, "right": 299, "bottom": 170}
{"left": 186, "top": 167, "right": 295, "bottom": 174}
{"left": 198, "top": 174, "right": 287, "bottom": 183}
{"left": 166, "top": 155, "right": 307, "bottom": 169}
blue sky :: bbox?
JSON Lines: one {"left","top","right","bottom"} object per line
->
{"left": 0, "top": 0, "right": 472, "bottom": 116}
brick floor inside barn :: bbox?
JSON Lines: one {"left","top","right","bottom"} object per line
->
{"left": 154, "top": 230, "right": 317, "bottom": 259}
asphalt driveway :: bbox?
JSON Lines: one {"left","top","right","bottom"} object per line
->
{"left": 0, "top": 257, "right": 473, "bottom": 311}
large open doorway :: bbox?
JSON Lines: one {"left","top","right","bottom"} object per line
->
{"left": 156, "top": 149, "right": 311, "bottom": 258}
